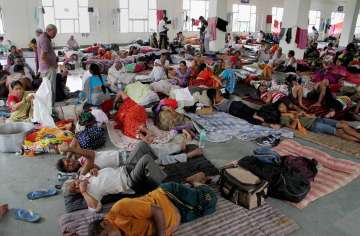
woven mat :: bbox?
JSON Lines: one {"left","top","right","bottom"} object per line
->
{"left": 59, "top": 193, "right": 299, "bottom": 236}
{"left": 296, "top": 131, "right": 360, "bottom": 158}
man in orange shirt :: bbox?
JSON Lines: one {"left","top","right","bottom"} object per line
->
{"left": 88, "top": 173, "right": 217, "bottom": 236}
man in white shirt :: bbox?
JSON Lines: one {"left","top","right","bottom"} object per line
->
{"left": 60, "top": 142, "right": 166, "bottom": 212}
{"left": 158, "top": 16, "right": 169, "bottom": 49}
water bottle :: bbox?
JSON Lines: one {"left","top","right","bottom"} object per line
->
{"left": 199, "top": 130, "right": 207, "bottom": 149}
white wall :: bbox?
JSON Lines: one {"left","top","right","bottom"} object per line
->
{"left": 0, "top": 0, "right": 349, "bottom": 48}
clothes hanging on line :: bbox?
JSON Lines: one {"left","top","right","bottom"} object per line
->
{"left": 285, "top": 28, "right": 292, "bottom": 44}
{"left": 295, "top": 27, "right": 308, "bottom": 49}
{"left": 216, "top": 17, "right": 228, "bottom": 32}
{"left": 207, "top": 17, "right": 217, "bottom": 41}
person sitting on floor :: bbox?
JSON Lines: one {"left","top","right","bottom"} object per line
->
{"left": 66, "top": 35, "right": 79, "bottom": 51}
{"left": 60, "top": 142, "right": 166, "bottom": 212}
{"left": 213, "top": 58, "right": 225, "bottom": 76}
{"left": 107, "top": 60, "right": 127, "bottom": 92}
{"left": 286, "top": 74, "right": 310, "bottom": 110}
{"left": 6, "top": 45, "right": 22, "bottom": 68}
{"left": 337, "top": 42, "right": 356, "bottom": 68}
{"left": 190, "top": 52, "right": 204, "bottom": 77}
{"left": 0, "top": 64, "right": 10, "bottom": 98}
{"left": 79, "top": 63, "right": 112, "bottom": 111}
{"left": 270, "top": 47, "right": 286, "bottom": 70}
{"left": 304, "top": 42, "right": 320, "bottom": 67}
{"left": 114, "top": 91, "right": 155, "bottom": 143}
{"left": 6, "top": 80, "right": 34, "bottom": 122}
{"left": 8, "top": 56, "right": 35, "bottom": 79}
{"left": 257, "top": 41, "right": 271, "bottom": 65}
{"left": 55, "top": 70, "right": 70, "bottom": 102}
{"left": 277, "top": 101, "right": 360, "bottom": 142}
{"left": 6, "top": 65, "right": 33, "bottom": 91}
{"left": 190, "top": 63, "right": 221, "bottom": 88}
{"left": 149, "top": 53, "right": 169, "bottom": 82}
{"left": 87, "top": 174, "right": 217, "bottom": 236}
{"left": 150, "top": 32, "right": 159, "bottom": 49}
{"left": 169, "top": 61, "right": 191, "bottom": 87}
{"left": 277, "top": 50, "right": 297, "bottom": 73}
{"left": 219, "top": 60, "right": 238, "bottom": 94}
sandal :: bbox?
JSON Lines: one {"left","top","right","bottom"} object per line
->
{"left": 14, "top": 208, "right": 41, "bottom": 223}
{"left": 27, "top": 187, "right": 58, "bottom": 200}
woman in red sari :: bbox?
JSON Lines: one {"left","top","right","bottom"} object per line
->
{"left": 114, "top": 91, "right": 154, "bottom": 142}
{"left": 189, "top": 63, "right": 222, "bottom": 88}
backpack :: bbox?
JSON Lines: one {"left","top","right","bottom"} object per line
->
{"left": 219, "top": 166, "right": 269, "bottom": 209}
{"left": 282, "top": 155, "right": 318, "bottom": 182}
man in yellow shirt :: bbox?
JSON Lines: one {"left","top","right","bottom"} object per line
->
{"left": 88, "top": 173, "right": 217, "bottom": 236}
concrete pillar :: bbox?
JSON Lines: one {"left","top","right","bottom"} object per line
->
{"left": 256, "top": 2, "right": 273, "bottom": 33}
{"left": 208, "top": 0, "right": 227, "bottom": 52}
{"left": 280, "top": 0, "right": 311, "bottom": 58}
{"left": 339, "top": 0, "right": 360, "bottom": 47}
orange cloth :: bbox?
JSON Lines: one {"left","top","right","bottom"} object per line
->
{"left": 105, "top": 188, "right": 180, "bottom": 236}
{"left": 262, "top": 64, "right": 273, "bottom": 81}
{"left": 114, "top": 97, "right": 147, "bottom": 138}
{"left": 270, "top": 44, "right": 279, "bottom": 55}
{"left": 190, "top": 68, "right": 221, "bottom": 88}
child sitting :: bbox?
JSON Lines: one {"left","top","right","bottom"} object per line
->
{"left": 277, "top": 101, "right": 360, "bottom": 142}
{"left": 219, "top": 60, "right": 238, "bottom": 94}
{"left": 6, "top": 80, "right": 34, "bottom": 122}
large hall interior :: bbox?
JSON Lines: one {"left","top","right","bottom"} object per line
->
{"left": 1, "top": 0, "right": 360, "bottom": 235}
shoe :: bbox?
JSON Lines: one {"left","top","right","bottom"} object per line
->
{"left": 255, "top": 135, "right": 281, "bottom": 147}
{"left": 14, "top": 209, "right": 41, "bottom": 223}
{"left": 26, "top": 188, "right": 59, "bottom": 200}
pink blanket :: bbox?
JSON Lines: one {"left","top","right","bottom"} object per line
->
{"left": 273, "top": 139, "right": 360, "bottom": 209}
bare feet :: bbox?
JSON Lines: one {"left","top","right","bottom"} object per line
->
{"left": 0, "top": 204, "right": 8, "bottom": 218}
{"left": 186, "top": 148, "right": 203, "bottom": 159}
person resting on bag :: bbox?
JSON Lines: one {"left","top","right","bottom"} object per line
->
{"left": 60, "top": 141, "right": 166, "bottom": 212}
{"left": 88, "top": 173, "right": 217, "bottom": 236}
{"left": 6, "top": 80, "right": 34, "bottom": 122}
{"left": 277, "top": 101, "right": 360, "bottom": 143}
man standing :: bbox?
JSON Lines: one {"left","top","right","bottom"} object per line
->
{"left": 158, "top": 16, "right": 169, "bottom": 49}
{"left": 37, "top": 24, "right": 58, "bottom": 104}
{"left": 199, "top": 16, "right": 208, "bottom": 54}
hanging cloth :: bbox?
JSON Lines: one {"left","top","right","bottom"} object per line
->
{"left": 285, "top": 28, "right": 292, "bottom": 44}
{"left": 295, "top": 27, "right": 308, "bottom": 49}
{"left": 207, "top": 17, "right": 217, "bottom": 41}
{"left": 279, "top": 28, "right": 286, "bottom": 40}
{"left": 216, "top": 17, "right": 228, "bottom": 32}
{"left": 157, "top": 10, "right": 165, "bottom": 25}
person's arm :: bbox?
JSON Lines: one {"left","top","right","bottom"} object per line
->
{"left": 287, "top": 115, "right": 299, "bottom": 129}
{"left": 79, "top": 181, "right": 100, "bottom": 210}
{"left": 151, "top": 205, "right": 166, "bottom": 236}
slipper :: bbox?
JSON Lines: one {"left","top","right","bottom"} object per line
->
{"left": 14, "top": 208, "right": 41, "bottom": 223}
{"left": 26, "top": 188, "right": 59, "bottom": 200}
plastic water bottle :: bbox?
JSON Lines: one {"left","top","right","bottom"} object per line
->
{"left": 199, "top": 130, "right": 207, "bottom": 149}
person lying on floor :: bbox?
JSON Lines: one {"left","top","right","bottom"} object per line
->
{"left": 277, "top": 101, "right": 360, "bottom": 142}
{"left": 88, "top": 173, "right": 217, "bottom": 236}
{"left": 61, "top": 142, "right": 166, "bottom": 212}
{"left": 207, "top": 88, "right": 279, "bottom": 128}
{"left": 57, "top": 134, "right": 203, "bottom": 174}
{"left": 6, "top": 80, "right": 34, "bottom": 122}
{"left": 114, "top": 91, "right": 155, "bottom": 143}
{"left": 149, "top": 53, "right": 169, "bottom": 82}
{"left": 190, "top": 63, "right": 222, "bottom": 88}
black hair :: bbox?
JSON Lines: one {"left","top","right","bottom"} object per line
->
{"left": 288, "top": 50, "right": 295, "bottom": 57}
{"left": 13, "top": 64, "right": 24, "bottom": 73}
{"left": 10, "top": 80, "right": 24, "bottom": 89}
{"left": 10, "top": 45, "right": 16, "bottom": 50}
{"left": 198, "top": 63, "right": 207, "bottom": 72}
{"left": 286, "top": 74, "right": 298, "bottom": 85}
{"left": 56, "top": 158, "right": 67, "bottom": 173}
{"left": 179, "top": 60, "right": 187, "bottom": 66}
{"left": 30, "top": 38, "right": 37, "bottom": 44}
{"left": 178, "top": 31, "right": 183, "bottom": 34}
{"left": 206, "top": 89, "right": 217, "bottom": 104}
{"left": 328, "top": 42, "right": 334, "bottom": 47}
{"left": 89, "top": 63, "right": 106, "bottom": 94}
{"left": 88, "top": 219, "right": 105, "bottom": 236}
{"left": 346, "top": 43, "right": 356, "bottom": 52}
{"left": 0, "top": 64, "right": 3, "bottom": 70}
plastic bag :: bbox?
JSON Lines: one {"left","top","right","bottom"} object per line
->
{"left": 32, "top": 79, "right": 56, "bottom": 128}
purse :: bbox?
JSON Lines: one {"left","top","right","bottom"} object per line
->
{"left": 219, "top": 166, "right": 269, "bottom": 210}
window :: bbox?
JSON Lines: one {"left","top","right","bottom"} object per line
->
{"left": 42, "top": 0, "right": 90, "bottom": 34}
{"left": 118, "top": 0, "right": 157, "bottom": 33}
{"left": 272, "top": 7, "right": 283, "bottom": 33}
{"left": 308, "top": 10, "right": 321, "bottom": 32}
{"left": 183, "top": 0, "right": 209, "bottom": 31}
{"left": 0, "top": 10, "right": 4, "bottom": 35}
{"left": 330, "top": 12, "right": 345, "bottom": 35}
{"left": 232, "top": 4, "right": 256, "bottom": 33}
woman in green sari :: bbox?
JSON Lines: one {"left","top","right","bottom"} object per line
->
{"left": 6, "top": 80, "right": 34, "bottom": 122}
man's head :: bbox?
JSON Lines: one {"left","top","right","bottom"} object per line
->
{"left": 70, "top": 35, "right": 74, "bottom": 40}
{"left": 179, "top": 60, "right": 187, "bottom": 70}
{"left": 88, "top": 219, "right": 122, "bottom": 236}
{"left": 62, "top": 179, "right": 81, "bottom": 196}
{"left": 13, "top": 64, "right": 25, "bottom": 74}
{"left": 14, "top": 56, "right": 24, "bottom": 66}
{"left": 46, "top": 24, "right": 58, "bottom": 39}
{"left": 288, "top": 50, "right": 295, "bottom": 58}
{"left": 114, "top": 61, "right": 123, "bottom": 70}
{"left": 56, "top": 157, "right": 81, "bottom": 173}
{"left": 10, "top": 45, "right": 17, "bottom": 54}
{"left": 35, "top": 28, "right": 43, "bottom": 37}
{"left": 152, "top": 32, "right": 157, "bottom": 37}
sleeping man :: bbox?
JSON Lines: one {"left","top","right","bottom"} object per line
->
{"left": 60, "top": 142, "right": 167, "bottom": 212}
